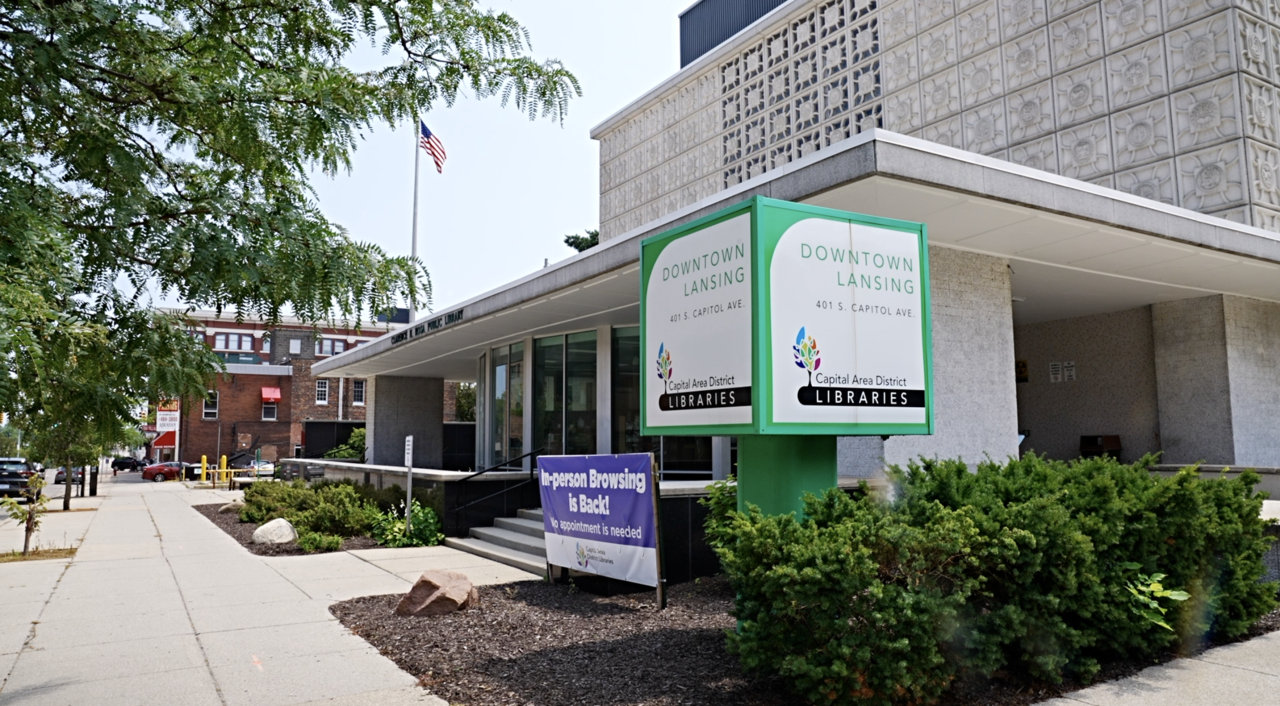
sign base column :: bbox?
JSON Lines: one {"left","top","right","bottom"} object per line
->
{"left": 736, "top": 435, "right": 837, "bottom": 516}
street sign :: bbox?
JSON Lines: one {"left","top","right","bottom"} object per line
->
{"left": 404, "top": 435, "right": 414, "bottom": 468}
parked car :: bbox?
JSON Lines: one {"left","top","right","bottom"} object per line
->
{"left": 53, "top": 467, "right": 85, "bottom": 484}
{"left": 142, "top": 462, "right": 185, "bottom": 482}
{"left": 111, "top": 457, "right": 141, "bottom": 473}
{"left": 0, "top": 458, "right": 39, "bottom": 498}
{"left": 247, "top": 461, "right": 275, "bottom": 477}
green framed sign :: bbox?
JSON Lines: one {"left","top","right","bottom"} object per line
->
{"left": 640, "top": 196, "right": 933, "bottom": 437}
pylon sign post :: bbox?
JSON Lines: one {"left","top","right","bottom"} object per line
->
{"left": 640, "top": 197, "right": 933, "bottom": 516}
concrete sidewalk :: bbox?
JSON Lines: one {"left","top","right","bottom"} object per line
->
{"left": 0, "top": 473, "right": 538, "bottom": 705}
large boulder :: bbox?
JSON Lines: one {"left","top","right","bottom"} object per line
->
{"left": 395, "top": 570, "right": 480, "bottom": 617}
{"left": 218, "top": 500, "right": 245, "bottom": 514}
{"left": 251, "top": 517, "right": 297, "bottom": 544}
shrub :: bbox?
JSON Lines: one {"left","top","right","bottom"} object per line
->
{"left": 240, "top": 480, "right": 318, "bottom": 525}
{"left": 371, "top": 500, "right": 444, "bottom": 548}
{"left": 297, "top": 531, "right": 343, "bottom": 553}
{"left": 706, "top": 454, "right": 1277, "bottom": 705}
{"left": 240, "top": 480, "right": 377, "bottom": 538}
{"left": 323, "top": 428, "right": 366, "bottom": 460}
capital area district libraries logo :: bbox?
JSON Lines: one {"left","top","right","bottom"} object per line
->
{"left": 655, "top": 342, "right": 752, "bottom": 412}
{"left": 575, "top": 542, "right": 589, "bottom": 569}
{"left": 792, "top": 327, "right": 926, "bottom": 408}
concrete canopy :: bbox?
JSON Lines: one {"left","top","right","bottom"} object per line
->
{"left": 313, "top": 130, "right": 1280, "bottom": 381}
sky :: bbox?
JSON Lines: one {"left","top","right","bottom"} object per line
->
{"left": 305, "top": 0, "right": 694, "bottom": 316}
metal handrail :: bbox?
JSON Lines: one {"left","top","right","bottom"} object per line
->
{"left": 452, "top": 448, "right": 544, "bottom": 534}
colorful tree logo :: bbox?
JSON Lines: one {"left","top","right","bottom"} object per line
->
{"left": 656, "top": 342, "right": 673, "bottom": 392}
{"left": 793, "top": 327, "right": 820, "bottom": 386}
{"left": 575, "top": 542, "right": 590, "bottom": 569}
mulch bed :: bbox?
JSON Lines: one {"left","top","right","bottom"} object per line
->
{"left": 331, "top": 575, "right": 1280, "bottom": 706}
{"left": 193, "top": 503, "right": 379, "bottom": 556}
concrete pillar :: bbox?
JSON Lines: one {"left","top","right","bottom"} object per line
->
{"left": 1153, "top": 295, "right": 1280, "bottom": 466}
{"left": 370, "top": 376, "right": 444, "bottom": 468}
{"left": 711, "top": 437, "right": 732, "bottom": 480}
{"left": 837, "top": 437, "right": 885, "bottom": 477}
{"left": 596, "top": 327, "right": 612, "bottom": 454}
{"left": 884, "top": 247, "right": 1020, "bottom": 468}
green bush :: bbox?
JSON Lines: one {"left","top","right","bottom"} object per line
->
{"left": 705, "top": 454, "right": 1277, "bottom": 705}
{"left": 297, "top": 531, "right": 343, "bottom": 553}
{"left": 240, "top": 480, "right": 377, "bottom": 538}
{"left": 240, "top": 480, "right": 319, "bottom": 525}
{"left": 323, "top": 428, "right": 365, "bottom": 460}
{"left": 371, "top": 500, "right": 444, "bottom": 548}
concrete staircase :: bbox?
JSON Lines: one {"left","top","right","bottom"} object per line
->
{"left": 444, "top": 508, "right": 546, "bottom": 577}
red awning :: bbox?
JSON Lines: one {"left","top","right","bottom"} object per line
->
{"left": 152, "top": 431, "right": 177, "bottom": 449}
{"left": 262, "top": 387, "right": 282, "bottom": 402}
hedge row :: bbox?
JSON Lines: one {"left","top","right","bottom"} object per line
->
{"left": 705, "top": 453, "right": 1276, "bottom": 705}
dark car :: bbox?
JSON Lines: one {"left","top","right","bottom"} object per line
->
{"left": 111, "top": 457, "right": 141, "bottom": 472}
{"left": 0, "top": 458, "right": 38, "bottom": 498}
{"left": 142, "top": 462, "right": 185, "bottom": 482}
{"left": 54, "top": 467, "right": 85, "bottom": 484}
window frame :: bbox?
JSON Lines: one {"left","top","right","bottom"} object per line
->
{"left": 202, "top": 391, "right": 219, "bottom": 420}
{"left": 352, "top": 380, "right": 365, "bottom": 406}
{"left": 262, "top": 401, "right": 278, "bottom": 421}
{"left": 315, "top": 379, "right": 329, "bottom": 405}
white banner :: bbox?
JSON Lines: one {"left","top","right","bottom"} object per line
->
{"left": 156, "top": 411, "right": 180, "bottom": 433}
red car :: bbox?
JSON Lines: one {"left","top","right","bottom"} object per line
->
{"left": 142, "top": 462, "right": 185, "bottom": 482}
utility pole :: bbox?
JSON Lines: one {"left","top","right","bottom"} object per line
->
{"left": 409, "top": 122, "right": 421, "bottom": 324}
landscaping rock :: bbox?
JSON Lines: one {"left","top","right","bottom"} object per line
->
{"left": 218, "top": 500, "right": 245, "bottom": 514}
{"left": 251, "top": 517, "right": 297, "bottom": 544}
{"left": 395, "top": 569, "right": 479, "bottom": 616}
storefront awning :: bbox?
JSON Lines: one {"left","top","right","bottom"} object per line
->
{"left": 261, "top": 387, "right": 282, "bottom": 402}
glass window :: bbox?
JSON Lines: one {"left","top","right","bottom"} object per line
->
{"left": 315, "top": 379, "right": 329, "bottom": 404}
{"left": 508, "top": 343, "right": 524, "bottom": 461}
{"left": 565, "top": 331, "right": 597, "bottom": 454}
{"left": 334, "top": 340, "right": 346, "bottom": 354}
{"left": 533, "top": 336, "right": 565, "bottom": 456}
{"left": 262, "top": 335, "right": 271, "bottom": 354}
{"left": 352, "top": 380, "right": 365, "bottom": 405}
{"left": 262, "top": 402, "right": 277, "bottom": 420}
{"left": 289, "top": 339, "right": 302, "bottom": 355}
{"left": 490, "top": 345, "right": 508, "bottom": 462}
{"left": 214, "top": 333, "right": 226, "bottom": 350}
{"left": 203, "top": 391, "right": 218, "bottom": 420}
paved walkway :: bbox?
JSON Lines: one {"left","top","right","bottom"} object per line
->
{"left": 0, "top": 473, "right": 538, "bottom": 705}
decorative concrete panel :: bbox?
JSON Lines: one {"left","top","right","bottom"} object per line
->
{"left": 884, "top": 40, "right": 920, "bottom": 93}
{"left": 823, "top": 72, "right": 850, "bottom": 121}
{"left": 1008, "top": 80, "right": 1057, "bottom": 142}
{"left": 1011, "top": 133, "right": 1062, "bottom": 172}
{"left": 1247, "top": 139, "right": 1280, "bottom": 208}
{"left": 1055, "top": 60, "right": 1109, "bottom": 126}
{"left": 1166, "top": 12, "right": 1235, "bottom": 89}
{"left": 1171, "top": 76, "right": 1241, "bottom": 151}
{"left": 886, "top": 87, "right": 924, "bottom": 132}
{"left": 1089, "top": 174, "right": 1116, "bottom": 187}
{"left": 1116, "top": 158, "right": 1178, "bottom": 203}
{"left": 958, "top": 1, "right": 1001, "bottom": 58}
{"left": 1212, "top": 205, "right": 1251, "bottom": 224}
{"left": 1107, "top": 37, "right": 1169, "bottom": 109}
{"left": 922, "top": 68, "right": 964, "bottom": 122}
{"left": 1161, "top": 0, "right": 1230, "bottom": 29}
{"left": 1177, "top": 140, "right": 1247, "bottom": 210}
{"left": 881, "top": 1, "right": 918, "bottom": 47}
{"left": 1059, "top": 116, "right": 1114, "bottom": 178}
{"left": 1113, "top": 98, "right": 1173, "bottom": 168}
{"left": 965, "top": 98, "right": 1009, "bottom": 152}
{"left": 1237, "top": 9, "right": 1273, "bottom": 80}
{"left": 923, "top": 114, "right": 966, "bottom": 147}
{"left": 1050, "top": 6, "right": 1105, "bottom": 71}
{"left": 1243, "top": 75, "right": 1279, "bottom": 145}
{"left": 962, "top": 49, "right": 1006, "bottom": 107}
{"left": 1004, "top": 28, "right": 1053, "bottom": 90}
{"left": 1048, "top": 0, "right": 1093, "bottom": 20}
{"left": 1254, "top": 205, "right": 1280, "bottom": 229}
{"left": 1101, "top": 0, "right": 1163, "bottom": 53}
{"left": 999, "top": 0, "right": 1048, "bottom": 39}
{"left": 918, "top": 0, "right": 958, "bottom": 30}
{"left": 919, "top": 20, "right": 960, "bottom": 76}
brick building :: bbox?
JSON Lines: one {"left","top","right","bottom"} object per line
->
{"left": 170, "top": 310, "right": 391, "bottom": 465}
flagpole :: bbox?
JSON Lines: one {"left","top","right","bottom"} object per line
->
{"left": 409, "top": 121, "right": 421, "bottom": 323}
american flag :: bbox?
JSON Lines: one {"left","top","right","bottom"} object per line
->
{"left": 419, "top": 121, "right": 446, "bottom": 173}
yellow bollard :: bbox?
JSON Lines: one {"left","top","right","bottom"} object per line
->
{"left": 201, "top": 456, "right": 208, "bottom": 483}
{"left": 220, "top": 455, "right": 227, "bottom": 490}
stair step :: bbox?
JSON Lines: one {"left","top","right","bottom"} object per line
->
{"left": 517, "top": 507, "right": 544, "bottom": 522}
{"left": 470, "top": 526, "right": 546, "bottom": 557}
{"left": 443, "top": 537, "right": 545, "bottom": 577}
{"left": 494, "top": 516, "right": 545, "bottom": 538}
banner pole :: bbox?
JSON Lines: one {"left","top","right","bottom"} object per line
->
{"left": 650, "top": 452, "right": 666, "bottom": 610}
{"left": 409, "top": 120, "right": 421, "bottom": 323}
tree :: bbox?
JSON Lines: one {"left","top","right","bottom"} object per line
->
{"left": 2, "top": 472, "right": 48, "bottom": 556}
{"left": 564, "top": 229, "right": 600, "bottom": 253}
{"left": 0, "top": 426, "right": 20, "bottom": 457}
{"left": 0, "top": 2, "right": 580, "bottom": 490}
{"left": 454, "top": 382, "right": 476, "bottom": 422}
